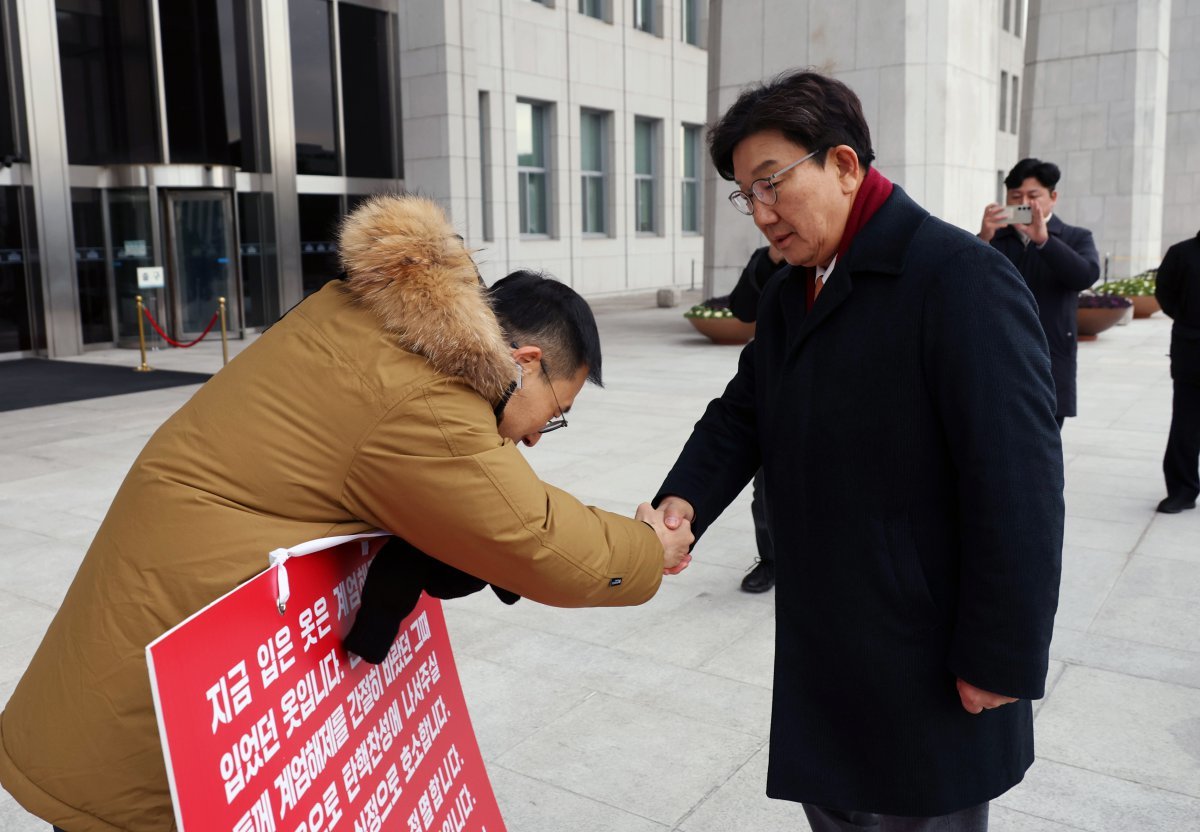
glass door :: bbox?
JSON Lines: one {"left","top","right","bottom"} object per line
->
{"left": 163, "top": 190, "right": 241, "bottom": 338}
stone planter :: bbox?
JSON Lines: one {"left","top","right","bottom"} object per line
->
{"left": 687, "top": 316, "right": 756, "bottom": 345}
{"left": 1077, "top": 307, "right": 1127, "bottom": 341}
{"left": 1130, "top": 296, "right": 1161, "bottom": 318}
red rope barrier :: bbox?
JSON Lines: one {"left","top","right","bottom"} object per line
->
{"left": 142, "top": 306, "right": 220, "bottom": 348}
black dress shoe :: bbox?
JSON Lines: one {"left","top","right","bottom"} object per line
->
{"left": 1156, "top": 496, "right": 1197, "bottom": 514}
{"left": 740, "top": 559, "right": 775, "bottom": 593}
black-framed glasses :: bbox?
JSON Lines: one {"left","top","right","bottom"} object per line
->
{"left": 728, "top": 147, "right": 824, "bottom": 216}
{"left": 538, "top": 360, "right": 568, "bottom": 434}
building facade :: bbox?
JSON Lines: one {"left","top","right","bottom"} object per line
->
{"left": 0, "top": 0, "right": 708, "bottom": 359}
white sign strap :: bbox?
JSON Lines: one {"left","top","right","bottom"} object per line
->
{"left": 268, "top": 530, "right": 390, "bottom": 614}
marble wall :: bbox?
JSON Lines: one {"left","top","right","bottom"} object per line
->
{"left": 1022, "top": 0, "right": 1172, "bottom": 278}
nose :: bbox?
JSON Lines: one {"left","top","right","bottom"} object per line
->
{"left": 522, "top": 433, "right": 542, "bottom": 448}
{"left": 751, "top": 198, "right": 779, "bottom": 225}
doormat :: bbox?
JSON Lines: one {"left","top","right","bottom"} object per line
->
{"left": 0, "top": 359, "right": 211, "bottom": 412}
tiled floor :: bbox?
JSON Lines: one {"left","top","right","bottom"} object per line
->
{"left": 1, "top": 294, "right": 1198, "bottom": 830}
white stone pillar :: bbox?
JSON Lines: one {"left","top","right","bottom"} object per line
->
{"left": 1162, "top": 0, "right": 1199, "bottom": 251}
{"left": 1022, "top": 0, "right": 1172, "bottom": 278}
{"left": 703, "top": 0, "right": 1006, "bottom": 296}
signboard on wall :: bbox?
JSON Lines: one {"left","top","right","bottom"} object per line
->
{"left": 147, "top": 533, "right": 507, "bottom": 832}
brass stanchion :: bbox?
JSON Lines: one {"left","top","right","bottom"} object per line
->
{"left": 218, "top": 297, "right": 229, "bottom": 367}
{"left": 135, "top": 295, "right": 153, "bottom": 372}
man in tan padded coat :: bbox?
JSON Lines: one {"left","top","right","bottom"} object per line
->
{"left": 0, "top": 194, "right": 692, "bottom": 831}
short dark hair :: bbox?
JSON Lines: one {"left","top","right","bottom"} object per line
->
{"left": 708, "top": 69, "right": 875, "bottom": 181}
{"left": 487, "top": 270, "right": 603, "bottom": 387}
{"left": 1005, "top": 158, "right": 1061, "bottom": 191}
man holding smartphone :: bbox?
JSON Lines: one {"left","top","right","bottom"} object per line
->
{"left": 980, "top": 158, "right": 1100, "bottom": 429}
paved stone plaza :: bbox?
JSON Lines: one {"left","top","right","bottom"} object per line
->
{"left": 2, "top": 293, "right": 1198, "bottom": 831}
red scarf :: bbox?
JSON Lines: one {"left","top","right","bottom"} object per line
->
{"left": 807, "top": 166, "right": 894, "bottom": 310}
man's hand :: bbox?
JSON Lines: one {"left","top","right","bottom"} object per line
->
{"left": 956, "top": 678, "right": 1018, "bottom": 714}
{"left": 658, "top": 496, "right": 696, "bottom": 532}
{"left": 1012, "top": 200, "right": 1049, "bottom": 246}
{"left": 636, "top": 502, "right": 694, "bottom": 575}
{"left": 978, "top": 203, "right": 1008, "bottom": 243}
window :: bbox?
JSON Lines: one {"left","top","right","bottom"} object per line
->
{"left": 581, "top": 110, "right": 608, "bottom": 234}
{"left": 580, "top": 0, "right": 605, "bottom": 20}
{"left": 517, "top": 101, "right": 550, "bottom": 236}
{"left": 340, "top": 3, "right": 397, "bottom": 178}
{"left": 160, "top": 0, "right": 268, "bottom": 170}
{"left": 56, "top": 0, "right": 160, "bottom": 164}
{"left": 72, "top": 189, "right": 112, "bottom": 344}
{"left": 681, "top": 125, "right": 701, "bottom": 233}
{"left": 0, "top": 187, "right": 34, "bottom": 352}
{"left": 238, "top": 193, "right": 279, "bottom": 328}
{"left": 634, "top": 0, "right": 655, "bottom": 34}
{"left": 682, "top": 0, "right": 700, "bottom": 45}
{"left": 298, "top": 195, "right": 343, "bottom": 296}
{"left": 634, "top": 117, "right": 658, "bottom": 234}
{"left": 0, "top": 7, "right": 21, "bottom": 159}
{"left": 289, "top": 0, "right": 339, "bottom": 175}
{"left": 999, "top": 70, "right": 1008, "bottom": 133}
{"left": 1015, "top": 0, "right": 1024, "bottom": 37}
{"left": 1010, "top": 75, "right": 1019, "bottom": 135}
{"left": 479, "top": 92, "right": 493, "bottom": 242}
{"left": 107, "top": 190, "right": 155, "bottom": 340}
{"left": 1002, "top": 0, "right": 1011, "bottom": 31}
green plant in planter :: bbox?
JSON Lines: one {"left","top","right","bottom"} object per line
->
{"left": 684, "top": 300, "right": 736, "bottom": 319}
{"left": 1095, "top": 270, "right": 1156, "bottom": 297}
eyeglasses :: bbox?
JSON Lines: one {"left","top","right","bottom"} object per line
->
{"left": 728, "top": 147, "right": 825, "bottom": 216}
{"left": 538, "top": 360, "right": 568, "bottom": 434}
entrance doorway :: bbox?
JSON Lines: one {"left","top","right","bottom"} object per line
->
{"left": 162, "top": 190, "right": 241, "bottom": 338}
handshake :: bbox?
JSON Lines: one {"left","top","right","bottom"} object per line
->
{"left": 635, "top": 496, "right": 696, "bottom": 576}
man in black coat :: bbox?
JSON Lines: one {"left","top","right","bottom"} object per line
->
{"left": 728, "top": 244, "right": 788, "bottom": 592}
{"left": 652, "top": 71, "right": 1063, "bottom": 831}
{"left": 979, "top": 158, "right": 1100, "bottom": 428}
{"left": 1154, "top": 231, "right": 1200, "bottom": 513}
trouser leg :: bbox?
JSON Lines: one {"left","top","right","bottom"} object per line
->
{"left": 751, "top": 467, "right": 773, "bottom": 563}
{"left": 802, "top": 804, "right": 880, "bottom": 831}
{"left": 802, "top": 802, "right": 989, "bottom": 832}
{"left": 1163, "top": 380, "right": 1200, "bottom": 500}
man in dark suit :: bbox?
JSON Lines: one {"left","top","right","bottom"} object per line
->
{"left": 979, "top": 158, "right": 1100, "bottom": 429}
{"left": 1154, "top": 231, "right": 1200, "bottom": 513}
{"left": 652, "top": 71, "right": 1063, "bottom": 831}
{"left": 728, "top": 243, "right": 787, "bottom": 592}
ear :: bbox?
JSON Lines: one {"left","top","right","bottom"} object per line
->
{"left": 831, "top": 145, "right": 863, "bottom": 194}
{"left": 511, "top": 344, "right": 543, "bottom": 369}
{"left": 1048, "top": 190, "right": 1058, "bottom": 205}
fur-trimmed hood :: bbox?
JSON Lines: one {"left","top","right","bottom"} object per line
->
{"left": 337, "top": 194, "right": 517, "bottom": 403}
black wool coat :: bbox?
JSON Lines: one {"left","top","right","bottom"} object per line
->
{"left": 657, "top": 187, "right": 1064, "bottom": 816}
{"left": 1155, "top": 235, "right": 1200, "bottom": 386}
{"left": 989, "top": 216, "right": 1100, "bottom": 418}
{"left": 729, "top": 246, "right": 788, "bottom": 323}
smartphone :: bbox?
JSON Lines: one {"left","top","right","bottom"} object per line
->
{"left": 1001, "top": 205, "right": 1033, "bottom": 225}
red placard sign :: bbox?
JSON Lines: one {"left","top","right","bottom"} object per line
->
{"left": 147, "top": 533, "right": 507, "bottom": 832}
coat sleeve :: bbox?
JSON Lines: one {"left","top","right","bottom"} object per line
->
{"left": 340, "top": 377, "right": 663, "bottom": 608}
{"left": 654, "top": 339, "right": 761, "bottom": 540}
{"left": 925, "top": 243, "right": 1064, "bottom": 700}
{"left": 1038, "top": 227, "right": 1100, "bottom": 291}
{"left": 1155, "top": 244, "right": 1181, "bottom": 319}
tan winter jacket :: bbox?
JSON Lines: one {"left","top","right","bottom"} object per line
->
{"left": 0, "top": 195, "right": 663, "bottom": 831}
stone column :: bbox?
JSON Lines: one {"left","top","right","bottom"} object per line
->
{"left": 1162, "top": 0, "right": 1199, "bottom": 251}
{"left": 703, "top": 0, "right": 1005, "bottom": 296}
{"left": 1022, "top": 0, "right": 1171, "bottom": 278}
